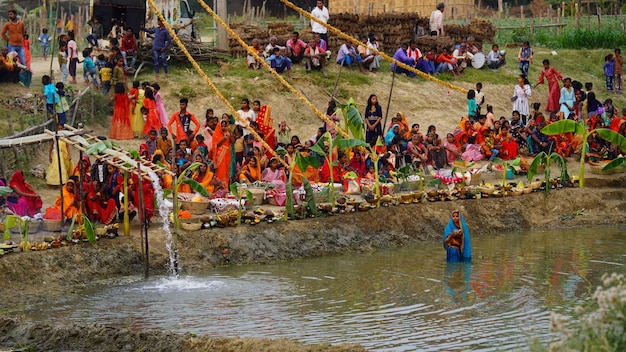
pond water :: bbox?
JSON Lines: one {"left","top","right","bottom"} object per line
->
{"left": 35, "top": 227, "right": 626, "bottom": 351}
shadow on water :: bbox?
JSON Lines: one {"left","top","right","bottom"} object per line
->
{"left": 26, "top": 227, "right": 626, "bottom": 351}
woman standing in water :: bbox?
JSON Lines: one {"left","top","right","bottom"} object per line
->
{"left": 443, "top": 210, "right": 472, "bottom": 262}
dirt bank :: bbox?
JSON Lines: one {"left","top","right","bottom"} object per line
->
{"left": 1, "top": 178, "right": 625, "bottom": 351}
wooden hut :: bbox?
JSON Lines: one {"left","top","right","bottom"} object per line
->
{"left": 328, "top": 0, "right": 475, "bottom": 19}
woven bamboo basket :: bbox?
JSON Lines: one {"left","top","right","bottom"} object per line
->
{"left": 182, "top": 222, "right": 202, "bottom": 231}
{"left": 469, "top": 173, "right": 482, "bottom": 185}
{"left": 42, "top": 219, "right": 63, "bottom": 232}
{"left": 180, "top": 200, "right": 209, "bottom": 215}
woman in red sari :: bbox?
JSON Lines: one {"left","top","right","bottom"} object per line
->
{"left": 110, "top": 82, "right": 134, "bottom": 140}
{"left": 496, "top": 125, "right": 519, "bottom": 160}
{"left": 143, "top": 88, "right": 162, "bottom": 136}
{"left": 212, "top": 119, "right": 233, "bottom": 186}
{"left": 8, "top": 170, "right": 42, "bottom": 216}
{"left": 533, "top": 59, "right": 563, "bottom": 113}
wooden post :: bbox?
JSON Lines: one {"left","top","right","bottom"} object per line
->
{"left": 557, "top": 8, "right": 561, "bottom": 36}
{"left": 6, "top": 110, "right": 19, "bottom": 163}
{"left": 216, "top": 0, "right": 228, "bottom": 51}
{"left": 597, "top": 5, "right": 602, "bottom": 31}
{"left": 498, "top": 0, "right": 503, "bottom": 18}
{"left": 521, "top": 5, "right": 525, "bottom": 26}
{"left": 575, "top": 2, "right": 580, "bottom": 30}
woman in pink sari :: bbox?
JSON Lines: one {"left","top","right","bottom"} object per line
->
{"left": 533, "top": 59, "right": 563, "bottom": 113}
{"left": 8, "top": 170, "right": 42, "bottom": 216}
{"left": 261, "top": 157, "right": 287, "bottom": 205}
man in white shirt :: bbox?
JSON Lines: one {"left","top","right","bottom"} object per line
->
{"left": 487, "top": 44, "right": 506, "bottom": 70}
{"left": 311, "top": 0, "right": 329, "bottom": 44}
{"left": 264, "top": 36, "right": 285, "bottom": 58}
{"left": 429, "top": 3, "right": 445, "bottom": 36}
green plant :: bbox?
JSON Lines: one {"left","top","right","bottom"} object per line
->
{"left": 527, "top": 151, "right": 569, "bottom": 194}
{"left": 337, "top": 98, "right": 365, "bottom": 141}
{"left": 229, "top": 182, "right": 252, "bottom": 226}
{"left": 3, "top": 215, "right": 33, "bottom": 251}
{"left": 541, "top": 120, "right": 626, "bottom": 187}
{"left": 492, "top": 157, "right": 521, "bottom": 188}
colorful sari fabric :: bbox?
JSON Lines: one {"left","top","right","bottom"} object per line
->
{"left": 54, "top": 179, "right": 81, "bottom": 220}
{"left": 443, "top": 213, "right": 472, "bottom": 262}
{"left": 385, "top": 124, "right": 400, "bottom": 146}
{"left": 86, "top": 181, "right": 118, "bottom": 225}
{"left": 72, "top": 155, "right": 92, "bottom": 181}
{"left": 193, "top": 168, "right": 216, "bottom": 194}
{"left": 496, "top": 132, "right": 519, "bottom": 160}
{"left": 130, "top": 88, "right": 145, "bottom": 137}
{"left": 454, "top": 118, "right": 475, "bottom": 146}
{"left": 212, "top": 126, "right": 232, "bottom": 185}
{"left": 131, "top": 174, "right": 154, "bottom": 223}
{"left": 110, "top": 92, "right": 134, "bottom": 140}
{"left": 46, "top": 139, "right": 73, "bottom": 186}
{"left": 143, "top": 98, "right": 162, "bottom": 136}
{"left": 239, "top": 160, "right": 261, "bottom": 183}
{"left": 8, "top": 170, "right": 43, "bottom": 216}
{"left": 536, "top": 66, "right": 563, "bottom": 113}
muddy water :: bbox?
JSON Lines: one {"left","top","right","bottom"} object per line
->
{"left": 33, "top": 227, "right": 626, "bottom": 351}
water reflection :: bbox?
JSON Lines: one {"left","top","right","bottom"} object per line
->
{"left": 25, "top": 227, "right": 626, "bottom": 351}
{"left": 444, "top": 262, "right": 474, "bottom": 304}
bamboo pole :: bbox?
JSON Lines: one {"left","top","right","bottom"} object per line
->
{"left": 383, "top": 68, "right": 396, "bottom": 135}
{"left": 123, "top": 171, "right": 130, "bottom": 236}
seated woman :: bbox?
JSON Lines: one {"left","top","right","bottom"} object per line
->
{"left": 443, "top": 210, "right": 472, "bottom": 262}
{"left": 385, "top": 124, "right": 401, "bottom": 148}
{"left": 461, "top": 136, "right": 484, "bottom": 162}
{"left": 72, "top": 155, "right": 92, "bottom": 181}
{"left": 8, "top": 170, "right": 42, "bottom": 216}
{"left": 86, "top": 177, "right": 118, "bottom": 225}
{"left": 496, "top": 126, "right": 519, "bottom": 160}
{"left": 425, "top": 131, "right": 447, "bottom": 169}
{"left": 239, "top": 155, "right": 261, "bottom": 183}
{"left": 193, "top": 162, "right": 221, "bottom": 194}
{"left": 443, "top": 133, "right": 461, "bottom": 166}
{"left": 319, "top": 151, "right": 347, "bottom": 183}
{"left": 345, "top": 150, "right": 367, "bottom": 178}
{"left": 262, "top": 157, "right": 287, "bottom": 205}
{"left": 407, "top": 134, "right": 428, "bottom": 169}
{"left": 54, "top": 177, "right": 82, "bottom": 221}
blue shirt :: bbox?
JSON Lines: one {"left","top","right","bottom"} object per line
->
{"left": 604, "top": 61, "right": 615, "bottom": 76}
{"left": 144, "top": 26, "right": 172, "bottom": 51}
{"left": 83, "top": 57, "right": 96, "bottom": 71}
{"left": 43, "top": 83, "right": 56, "bottom": 104}
{"left": 38, "top": 33, "right": 50, "bottom": 47}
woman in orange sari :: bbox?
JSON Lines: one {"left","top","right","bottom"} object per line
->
{"left": 212, "top": 119, "right": 233, "bottom": 186}
{"left": 193, "top": 162, "right": 219, "bottom": 194}
{"left": 453, "top": 117, "right": 476, "bottom": 147}
{"left": 8, "top": 170, "right": 42, "bottom": 216}
{"left": 54, "top": 177, "right": 82, "bottom": 220}
{"left": 239, "top": 156, "right": 261, "bottom": 183}
{"left": 395, "top": 112, "right": 412, "bottom": 140}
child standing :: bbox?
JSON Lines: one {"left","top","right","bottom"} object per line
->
{"left": 82, "top": 49, "right": 99, "bottom": 88}
{"left": 467, "top": 89, "right": 478, "bottom": 122}
{"left": 109, "top": 82, "right": 134, "bottom": 140}
{"left": 142, "top": 88, "right": 162, "bottom": 136}
{"left": 38, "top": 29, "right": 50, "bottom": 61}
{"left": 475, "top": 82, "right": 485, "bottom": 114}
{"left": 604, "top": 54, "right": 615, "bottom": 92}
{"left": 42, "top": 75, "right": 56, "bottom": 119}
{"left": 55, "top": 82, "right": 69, "bottom": 126}
{"left": 614, "top": 48, "right": 623, "bottom": 92}
{"left": 99, "top": 62, "right": 113, "bottom": 95}
{"left": 57, "top": 42, "right": 68, "bottom": 83}
{"left": 517, "top": 41, "right": 533, "bottom": 77}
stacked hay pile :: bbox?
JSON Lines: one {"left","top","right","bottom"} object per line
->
{"left": 229, "top": 22, "right": 302, "bottom": 56}
{"left": 328, "top": 14, "right": 496, "bottom": 55}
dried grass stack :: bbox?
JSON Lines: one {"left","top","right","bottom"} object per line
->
{"left": 229, "top": 22, "right": 295, "bottom": 57}
{"left": 328, "top": 14, "right": 496, "bottom": 55}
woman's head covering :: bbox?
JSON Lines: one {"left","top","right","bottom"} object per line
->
{"left": 385, "top": 124, "right": 400, "bottom": 146}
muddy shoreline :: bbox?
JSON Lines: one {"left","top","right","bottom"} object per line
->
{"left": 1, "top": 176, "right": 625, "bottom": 351}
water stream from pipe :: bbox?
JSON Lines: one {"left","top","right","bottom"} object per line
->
{"left": 147, "top": 170, "right": 179, "bottom": 277}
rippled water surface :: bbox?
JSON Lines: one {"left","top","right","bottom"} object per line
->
{"left": 38, "top": 227, "right": 626, "bottom": 351}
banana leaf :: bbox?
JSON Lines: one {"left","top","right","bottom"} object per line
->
{"left": 338, "top": 98, "right": 365, "bottom": 141}
{"left": 294, "top": 152, "right": 321, "bottom": 172}
{"left": 275, "top": 146, "right": 287, "bottom": 156}
{"left": 229, "top": 182, "right": 240, "bottom": 197}
{"left": 549, "top": 152, "right": 569, "bottom": 182}
{"left": 83, "top": 217, "right": 96, "bottom": 244}
{"left": 66, "top": 214, "right": 77, "bottom": 241}
{"left": 527, "top": 152, "right": 548, "bottom": 182}
{"left": 128, "top": 150, "right": 140, "bottom": 160}
{"left": 333, "top": 137, "right": 370, "bottom": 150}
{"left": 3, "top": 215, "right": 19, "bottom": 241}
{"left": 302, "top": 178, "right": 319, "bottom": 216}
{"left": 540, "top": 119, "right": 586, "bottom": 136}
{"left": 85, "top": 141, "right": 108, "bottom": 155}
{"left": 180, "top": 179, "right": 210, "bottom": 197}
{"left": 595, "top": 128, "right": 626, "bottom": 153}
{"left": 602, "top": 156, "right": 626, "bottom": 172}
{"left": 285, "top": 181, "right": 295, "bottom": 218}
{"left": 176, "top": 162, "right": 202, "bottom": 185}
{"left": 310, "top": 132, "right": 331, "bottom": 157}
{"left": 0, "top": 186, "right": 13, "bottom": 197}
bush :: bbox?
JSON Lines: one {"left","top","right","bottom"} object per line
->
{"left": 550, "top": 273, "right": 626, "bottom": 351}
